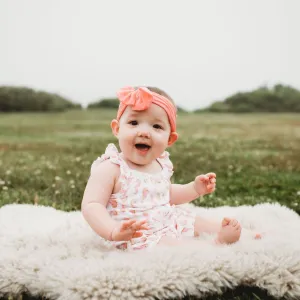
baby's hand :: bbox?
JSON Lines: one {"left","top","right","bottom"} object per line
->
{"left": 111, "top": 219, "right": 149, "bottom": 241}
{"left": 194, "top": 172, "right": 216, "bottom": 196}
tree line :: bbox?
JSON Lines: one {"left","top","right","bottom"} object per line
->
{"left": 197, "top": 84, "right": 300, "bottom": 113}
{"left": 1, "top": 84, "right": 299, "bottom": 113}
{"left": 87, "top": 98, "right": 187, "bottom": 113}
{"left": 0, "top": 86, "right": 81, "bottom": 112}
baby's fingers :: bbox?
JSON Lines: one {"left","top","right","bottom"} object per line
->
{"left": 207, "top": 183, "right": 216, "bottom": 190}
{"left": 132, "top": 231, "right": 143, "bottom": 238}
{"left": 206, "top": 172, "right": 216, "bottom": 178}
{"left": 122, "top": 219, "right": 136, "bottom": 230}
{"left": 198, "top": 175, "right": 209, "bottom": 182}
{"left": 127, "top": 219, "right": 147, "bottom": 231}
{"left": 135, "top": 220, "right": 149, "bottom": 230}
{"left": 139, "top": 224, "right": 150, "bottom": 230}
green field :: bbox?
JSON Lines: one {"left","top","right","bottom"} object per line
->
{"left": 1, "top": 110, "right": 299, "bottom": 212}
{"left": 0, "top": 110, "right": 299, "bottom": 300}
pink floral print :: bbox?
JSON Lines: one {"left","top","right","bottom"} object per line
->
{"left": 91, "top": 143, "right": 196, "bottom": 251}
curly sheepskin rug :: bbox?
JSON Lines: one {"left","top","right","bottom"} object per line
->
{"left": 0, "top": 203, "right": 300, "bottom": 300}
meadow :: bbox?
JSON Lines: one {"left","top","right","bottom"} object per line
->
{"left": 0, "top": 110, "right": 300, "bottom": 300}
{"left": 0, "top": 110, "right": 299, "bottom": 212}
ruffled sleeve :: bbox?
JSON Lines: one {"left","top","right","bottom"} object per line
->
{"left": 90, "top": 143, "right": 122, "bottom": 174}
{"left": 157, "top": 150, "right": 174, "bottom": 178}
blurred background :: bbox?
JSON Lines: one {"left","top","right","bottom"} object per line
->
{"left": 0, "top": 0, "right": 299, "bottom": 213}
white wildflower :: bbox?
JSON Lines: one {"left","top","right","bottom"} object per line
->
{"left": 55, "top": 176, "right": 61, "bottom": 181}
{"left": 2, "top": 186, "right": 8, "bottom": 190}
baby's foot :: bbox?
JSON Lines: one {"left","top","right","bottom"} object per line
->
{"left": 216, "top": 218, "right": 241, "bottom": 244}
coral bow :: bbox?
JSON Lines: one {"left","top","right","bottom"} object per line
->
{"left": 117, "top": 86, "right": 153, "bottom": 111}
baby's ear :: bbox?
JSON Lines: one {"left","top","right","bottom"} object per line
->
{"left": 111, "top": 119, "right": 120, "bottom": 137}
{"left": 168, "top": 132, "right": 178, "bottom": 146}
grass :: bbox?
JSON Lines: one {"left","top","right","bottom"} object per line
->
{"left": 0, "top": 110, "right": 299, "bottom": 299}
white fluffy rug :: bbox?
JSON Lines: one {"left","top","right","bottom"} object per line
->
{"left": 0, "top": 203, "right": 300, "bottom": 300}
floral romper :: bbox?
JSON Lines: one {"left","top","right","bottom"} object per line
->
{"left": 91, "top": 143, "right": 196, "bottom": 251}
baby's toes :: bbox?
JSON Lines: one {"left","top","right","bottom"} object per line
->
{"left": 235, "top": 224, "right": 241, "bottom": 232}
{"left": 230, "top": 219, "right": 239, "bottom": 227}
{"left": 222, "top": 217, "right": 231, "bottom": 227}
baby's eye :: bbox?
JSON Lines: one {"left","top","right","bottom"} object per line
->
{"left": 153, "top": 124, "right": 163, "bottom": 129}
{"left": 129, "top": 120, "right": 138, "bottom": 126}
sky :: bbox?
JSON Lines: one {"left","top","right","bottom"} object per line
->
{"left": 0, "top": 0, "right": 300, "bottom": 111}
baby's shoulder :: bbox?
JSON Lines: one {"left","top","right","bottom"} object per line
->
{"left": 158, "top": 151, "right": 173, "bottom": 168}
{"left": 90, "top": 158, "right": 120, "bottom": 179}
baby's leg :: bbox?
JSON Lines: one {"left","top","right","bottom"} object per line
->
{"left": 194, "top": 216, "right": 241, "bottom": 244}
{"left": 194, "top": 216, "right": 261, "bottom": 244}
{"left": 194, "top": 216, "right": 221, "bottom": 236}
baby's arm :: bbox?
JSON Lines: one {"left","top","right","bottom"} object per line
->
{"left": 81, "top": 160, "right": 119, "bottom": 240}
{"left": 169, "top": 183, "right": 199, "bottom": 205}
{"left": 170, "top": 173, "right": 216, "bottom": 205}
{"left": 82, "top": 160, "right": 149, "bottom": 241}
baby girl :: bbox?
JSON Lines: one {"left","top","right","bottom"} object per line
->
{"left": 81, "top": 86, "right": 260, "bottom": 251}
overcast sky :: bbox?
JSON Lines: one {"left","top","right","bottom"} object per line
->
{"left": 1, "top": 0, "right": 299, "bottom": 110}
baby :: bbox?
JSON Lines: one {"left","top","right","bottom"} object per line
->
{"left": 81, "top": 86, "right": 260, "bottom": 251}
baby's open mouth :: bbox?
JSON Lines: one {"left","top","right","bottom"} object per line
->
{"left": 135, "top": 143, "right": 151, "bottom": 151}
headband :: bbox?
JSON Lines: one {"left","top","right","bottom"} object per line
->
{"left": 116, "top": 86, "right": 177, "bottom": 132}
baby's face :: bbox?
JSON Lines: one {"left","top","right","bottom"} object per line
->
{"left": 116, "top": 104, "right": 172, "bottom": 166}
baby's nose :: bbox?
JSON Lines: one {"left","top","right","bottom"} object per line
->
{"left": 137, "top": 130, "right": 150, "bottom": 138}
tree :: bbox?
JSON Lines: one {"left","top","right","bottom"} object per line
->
{"left": 87, "top": 98, "right": 119, "bottom": 109}
{"left": 0, "top": 86, "right": 81, "bottom": 112}
{"left": 198, "top": 84, "right": 300, "bottom": 113}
